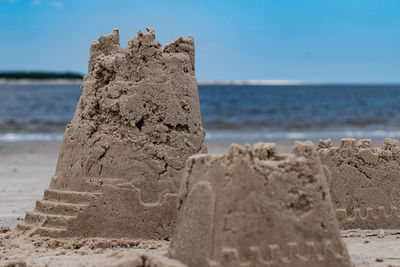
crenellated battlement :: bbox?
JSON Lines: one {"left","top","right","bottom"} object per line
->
{"left": 318, "top": 137, "right": 400, "bottom": 151}
{"left": 318, "top": 138, "right": 400, "bottom": 164}
{"left": 87, "top": 27, "right": 195, "bottom": 77}
{"left": 337, "top": 206, "right": 400, "bottom": 221}
{"left": 336, "top": 206, "right": 400, "bottom": 229}
{"left": 190, "top": 141, "right": 318, "bottom": 167}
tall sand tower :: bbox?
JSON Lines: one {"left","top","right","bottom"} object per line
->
{"left": 18, "top": 28, "right": 206, "bottom": 239}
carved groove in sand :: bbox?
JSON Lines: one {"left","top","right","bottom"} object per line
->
{"left": 17, "top": 27, "right": 206, "bottom": 239}
{"left": 336, "top": 206, "right": 400, "bottom": 229}
{"left": 169, "top": 142, "right": 351, "bottom": 267}
{"left": 209, "top": 240, "right": 346, "bottom": 267}
{"left": 318, "top": 138, "right": 400, "bottom": 230}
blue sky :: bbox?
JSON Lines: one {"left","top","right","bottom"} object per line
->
{"left": 0, "top": 0, "right": 399, "bottom": 83}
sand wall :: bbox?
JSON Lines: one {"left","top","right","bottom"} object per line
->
{"left": 318, "top": 138, "right": 400, "bottom": 229}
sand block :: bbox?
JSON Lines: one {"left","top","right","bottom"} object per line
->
{"left": 318, "top": 138, "right": 400, "bottom": 230}
{"left": 169, "top": 142, "right": 350, "bottom": 267}
{"left": 18, "top": 28, "right": 206, "bottom": 239}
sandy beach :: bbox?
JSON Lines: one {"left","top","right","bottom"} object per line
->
{"left": 0, "top": 142, "right": 399, "bottom": 266}
{"left": 0, "top": 143, "right": 60, "bottom": 228}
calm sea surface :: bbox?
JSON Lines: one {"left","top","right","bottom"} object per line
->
{"left": 1, "top": 84, "right": 400, "bottom": 144}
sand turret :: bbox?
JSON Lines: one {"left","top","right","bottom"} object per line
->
{"left": 17, "top": 28, "right": 206, "bottom": 239}
{"left": 169, "top": 142, "right": 350, "bottom": 267}
{"left": 318, "top": 138, "right": 400, "bottom": 229}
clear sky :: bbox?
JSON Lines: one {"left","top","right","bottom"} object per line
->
{"left": 0, "top": 0, "right": 399, "bottom": 83}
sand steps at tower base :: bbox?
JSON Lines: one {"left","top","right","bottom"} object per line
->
{"left": 16, "top": 223, "right": 67, "bottom": 238}
{"left": 25, "top": 211, "right": 76, "bottom": 228}
{"left": 35, "top": 200, "right": 89, "bottom": 216}
{"left": 17, "top": 188, "right": 103, "bottom": 237}
{"left": 43, "top": 189, "right": 101, "bottom": 204}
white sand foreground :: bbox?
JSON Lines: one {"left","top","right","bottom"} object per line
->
{"left": 1, "top": 143, "right": 400, "bottom": 266}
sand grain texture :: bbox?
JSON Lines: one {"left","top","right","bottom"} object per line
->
{"left": 0, "top": 230, "right": 187, "bottom": 267}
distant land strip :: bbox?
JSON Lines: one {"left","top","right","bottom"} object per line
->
{"left": 0, "top": 71, "right": 84, "bottom": 80}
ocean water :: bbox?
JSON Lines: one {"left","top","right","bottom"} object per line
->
{"left": 1, "top": 83, "right": 400, "bottom": 145}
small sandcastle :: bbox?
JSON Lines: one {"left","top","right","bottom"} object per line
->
{"left": 17, "top": 28, "right": 206, "bottom": 239}
{"left": 318, "top": 138, "right": 400, "bottom": 229}
{"left": 169, "top": 142, "right": 351, "bottom": 267}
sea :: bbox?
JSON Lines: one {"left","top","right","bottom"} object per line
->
{"left": 1, "top": 83, "right": 400, "bottom": 146}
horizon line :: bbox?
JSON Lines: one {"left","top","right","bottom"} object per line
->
{"left": 0, "top": 78, "right": 399, "bottom": 86}
{"left": 196, "top": 80, "right": 400, "bottom": 86}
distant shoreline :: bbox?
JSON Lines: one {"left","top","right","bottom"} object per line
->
{"left": 0, "top": 78, "right": 83, "bottom": 85}
{"left": 0, "top": 71, "right": 83, "bottom": 84}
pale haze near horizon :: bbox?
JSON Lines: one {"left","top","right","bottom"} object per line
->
{"left": 0, "top": 0, "right": 399, "bottom": 83}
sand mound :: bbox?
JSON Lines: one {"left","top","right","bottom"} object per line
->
{"left": 17, "top": 27, "right": 206, "bottom": 239}
{"left": 169, "top": 142, "right": 351, "bottom": 267}
{"left": 98, "top": 253, "right": 186, "bottom": 267}
{"left": 318, "top": 138, "right": 400, "bottom": 230}
{"left": 0, "top": 228, "right": 186, "bottom": 267}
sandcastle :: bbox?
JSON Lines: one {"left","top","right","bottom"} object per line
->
{"left": 169, "top": 142, "right": 351, "bottom": 267}
{"left": 318, "top": 138, "right": 400, "bottom": 230}
{"left": 17, "top": 28, "right": 206, "bottom": 239}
